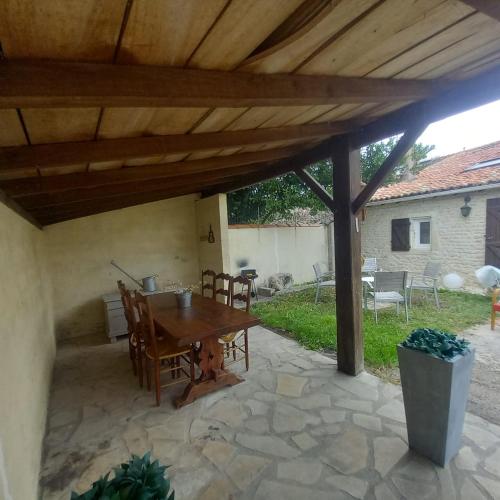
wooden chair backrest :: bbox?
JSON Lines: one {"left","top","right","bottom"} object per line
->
{"left": 201, "top": 269, "right": 216, "bottom": 298}
{"left": 215, "top": 272, "right": 232, "bottom": 305}
{"left": 118, "top": 280, "right": 135, "bottom": 333}
{"left": 231, "top": 275, "right": 251, "bottom": 312}
{"left": 135, "top": 292, "right": 158, "bottom": 357}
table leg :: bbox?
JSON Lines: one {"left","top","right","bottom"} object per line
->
{"left": 176, "top": 335, "right": 243, "bottom": 407}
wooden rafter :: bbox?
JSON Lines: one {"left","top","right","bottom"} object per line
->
{"left": 202, "top": 139, "right": 335, "bottom": 197}
{"left": 0, "top": 188, "right": 42, "bottom": 229}
{"left": 1, "top": 145, "right": 302, "bottom": 198}
{"left": 294, "top": 168, "right": 335, "bottom": 212}
{"left": 0, "top": 60, "right": 444, "bottom": 108}
{"left": 0, "top": 122, "right": 346, "bottom": 172}
{"left": 460, "top": 0, "right": 500, "bottom": 22}
{"left": 353, "top": 64, "right": 500, "bottom": 148}
{"left": 18, "top": 162, "right": 275, "bottom": 210}
{"left": 351, "top": 123, "right": 429, "bottom": 214}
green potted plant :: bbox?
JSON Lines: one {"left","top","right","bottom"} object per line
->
{"left": 397, "top": 328, "right": 474, "bottom": 466}
{"left": 71, "top": 452, "right": 174, "bottom": 499}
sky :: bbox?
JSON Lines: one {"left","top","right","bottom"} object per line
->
{"left": 417, "top": 99, "right": 500, "bottom": 159}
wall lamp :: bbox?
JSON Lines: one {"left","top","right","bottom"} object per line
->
{"left": 460, "top": 195, "right": 472, "bottom": 217}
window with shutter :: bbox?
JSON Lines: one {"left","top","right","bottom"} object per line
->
{"left": 391, "top": 218, "right": 410, "bottom": 251}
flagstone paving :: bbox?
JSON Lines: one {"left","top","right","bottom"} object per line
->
{"left": 40, "top": 326, "right": 500, "bottom": 499}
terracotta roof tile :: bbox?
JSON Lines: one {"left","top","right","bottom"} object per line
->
{"left": 372, "top": 140, "right": 500, "bottom": 201}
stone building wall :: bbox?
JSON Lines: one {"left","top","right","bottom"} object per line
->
{"left": 361, "top": 188, "right": 500, "bottom": 289}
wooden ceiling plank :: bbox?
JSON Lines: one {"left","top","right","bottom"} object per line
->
{"left": 0, "top": 60, "right": 445, "bottom": 109}
{"left": 188, "top": 0, "right": 304, "bottom": 70}
{"left": 117, "top": 0, "right": 228, "bottom": 66}
{"left": 240, "top": 0, "right": 380, "bottom": 74}
{"left": 0, "top": 0, "right": 127, "bottom": 61}
{"left": 0, "top": 121, "right": 352, "bottom": 172}
{"left": 460, "top": 0, "right": 500, "bottom": 22}
{"left": 2, "top": 145, "right": 302, "bottom": 197}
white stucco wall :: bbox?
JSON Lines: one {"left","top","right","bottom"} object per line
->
{"left": 0, "top": 203, "right": 55, "bottom": 500}
{"left": 228, "top": 224, "right": 330, "bottom": 286}
{"left": 44, "top": 195, "right": 200, "bottom": 340}
{"left": 361, "top": 188, "right": 500, "bottom": 288}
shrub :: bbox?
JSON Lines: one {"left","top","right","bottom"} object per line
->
{"left": 71, "top": 452, "right": 174, "bottom": 500}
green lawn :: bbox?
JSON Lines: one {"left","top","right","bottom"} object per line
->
{"left": 252, "top": 288, "right": 490, "bottom": 368}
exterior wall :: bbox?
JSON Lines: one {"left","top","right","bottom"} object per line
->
{"left": 44, "top": 195, "right": 200, "bottom": 340}
{"left": 228, "top": 224, "right": 330, "bottom": 286}
{"left": 196, "top": 194, "right": 230, "bottom": 275}
{"left": 361, "top": 189, "right": 500, "bottom": 288}
{"left": 0, "top": 204, "right": 55, "bottom": 500}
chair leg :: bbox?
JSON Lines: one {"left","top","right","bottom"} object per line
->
{"left": 232, "top": 341, "right": 237, "bottom": 361}
{"left": 155, "top": 361, "right": 161, "bottom": 406}
{"left": 434, "top": 286, "right": 440, "bottom": 309}
{"left": 405, "top": 299, "right": 409, "bottom": 323}
{"left": 137, "top": 345, "right": 144, "bottom": 388}
{"left": 244, "top": 331, "right": 249, "bottom": 371}
{"left": 315, "top": 284, "right": 320, "bottom": 304}
{"left": 129, "top": 336, "right": 137, "bottom": 376}
{"left": 146, "top": 357, "right": 151, "bottom": 392}
{"left": 190, "top": 348, "right": 196, "bottom": 381}
{"left": 409, "top": 286, "right": 413, "bottom": 308}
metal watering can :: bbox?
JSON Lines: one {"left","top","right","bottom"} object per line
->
{"left": 110, "top": 260, "right": 158, "bottom": 292}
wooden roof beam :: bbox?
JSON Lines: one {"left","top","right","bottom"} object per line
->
{"left": 460, "top": 1, "right": 500, "bottom": 22}
{"left": 203, "top": 139, "right": 335, "bottom": 197}
{"left": 353, "top": 64, "right": 500, "bottom": 148}
{"left": 1, "top": 145, "right": 302, "bottom": 198}
{"left": 18, "top": 162, "right": 281, "bottom": 210}
{"left": 0, "top": 60, "right": 444, "bottom": 108}
{"left": 0, "top": 121, "right": 347, "bottom": 172}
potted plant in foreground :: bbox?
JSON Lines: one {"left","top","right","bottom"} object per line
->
{"left": 397, "top": 328, "right": 474, "bottom": 466}
{"left": 71, "top": 452, "right": 174, "bottom": 499}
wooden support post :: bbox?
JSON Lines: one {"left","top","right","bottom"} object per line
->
{"left": 332, "top": 135, "right": 364, "bottom": 375}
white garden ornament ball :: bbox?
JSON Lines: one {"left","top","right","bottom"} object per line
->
{"left": 443, "top": 273, "right": 464, "bottom": 290}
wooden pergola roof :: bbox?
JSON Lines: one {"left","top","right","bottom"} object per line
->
{"left": 1, "top": 0, "right": 500, "bottom": 227}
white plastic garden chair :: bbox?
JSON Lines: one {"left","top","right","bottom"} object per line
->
{"left": 408, "top": 262, "right": 441, "bottom": 308}
{"left": 371, "top": 271, "right": 409, "bottom": 323}
{"left": 313, "top": 262, "right": 335, "bottom": 304}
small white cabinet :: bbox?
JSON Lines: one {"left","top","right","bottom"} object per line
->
{"left": 102, "top": 293, "right": 128, "bottom": 342}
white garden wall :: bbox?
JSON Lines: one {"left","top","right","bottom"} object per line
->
{"left": 228, "top": 224, "right": 331, "bottom": 286}
{"left": 361, "top": 188, "right": 500, "bottom": 289}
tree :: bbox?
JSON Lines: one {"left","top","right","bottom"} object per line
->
{"left": 227, "top": 138, "right": 434, "bottom": 224}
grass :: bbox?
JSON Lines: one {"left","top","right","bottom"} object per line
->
{"left": 252, "top": 287, "right": 490, "bottom": 368}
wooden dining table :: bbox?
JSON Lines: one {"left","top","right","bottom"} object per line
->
{"left": 149, "top": 292, "right": 260, "bottom": 407}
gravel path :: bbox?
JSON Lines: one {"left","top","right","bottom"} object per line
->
{"left": 462, "top": 322, "right": 500, "bottom": 426}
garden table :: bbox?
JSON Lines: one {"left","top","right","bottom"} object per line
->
{"left": 149, "top": 292, "right": 260, "bottom": 407}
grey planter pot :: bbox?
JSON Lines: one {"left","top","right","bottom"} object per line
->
{"left": 397, "top": 345, "right": 475, "bottom": 466}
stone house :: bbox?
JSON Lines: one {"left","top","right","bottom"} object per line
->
{"left": 361, "top": 141, "right": 500, "bottom": 289}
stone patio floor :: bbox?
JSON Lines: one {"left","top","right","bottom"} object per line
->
{"left": 40, "top": 326, "right": 500, "bottom": 500}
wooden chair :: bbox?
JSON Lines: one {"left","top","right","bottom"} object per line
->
{"left": 219, "top": 275, "right": 251, "bottom": 370}
{"left": 135, "top": 292, "right": 194, "bottom": 406}
{"left": 215, "top": 272, "right": 232, "bottom": 305}
{"left": 491, "top": 288, "right": 500, "bottom": 330}
{"left": 201, "top": 269, "right": 216, "bottom": 298}
{"left": 117, "top": 280, "right": 143, "bottom": 385}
